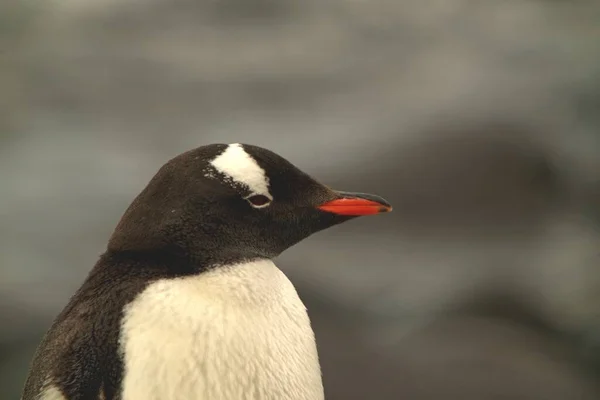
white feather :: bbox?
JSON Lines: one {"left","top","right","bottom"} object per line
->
{"left": 209, "top": 143, "right": 272, "bottom": 199}
{"left": 37, "top": 384, "right": 67, "bottom": 400}
{"left": 119, "top": 259, "right": 324, "bottom": 400}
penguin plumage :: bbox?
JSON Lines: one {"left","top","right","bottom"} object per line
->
{"left": 22, "top": 143, "right": 391, "bottom": 400}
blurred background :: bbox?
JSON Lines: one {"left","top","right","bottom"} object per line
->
{"left": 2, "top": 0, "right": 600, "bottom": 398}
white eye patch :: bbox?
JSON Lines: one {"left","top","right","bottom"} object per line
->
{"left": 208, "top": 143, "right": 273, "bottom": 201}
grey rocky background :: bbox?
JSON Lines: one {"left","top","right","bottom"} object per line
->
{"left": 2, "top": 0, "right": 600, "bottom": 398}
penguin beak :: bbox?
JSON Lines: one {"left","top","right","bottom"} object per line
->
{"left": 317, "top": 191, "right": 392, "bottom": 216}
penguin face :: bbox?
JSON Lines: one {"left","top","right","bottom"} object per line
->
{"left": 109, "top": 143, "right": 391, "bottom": 264}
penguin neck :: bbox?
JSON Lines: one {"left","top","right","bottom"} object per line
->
{"left": 102, "top": 246, "right": 271, "bottom": 277}
{"left": 107, "top": 211, "right": 275, "bottom": 272}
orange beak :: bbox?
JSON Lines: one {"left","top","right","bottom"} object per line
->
{"left": 318, "top": 192, "right": 392, "bottom": 216}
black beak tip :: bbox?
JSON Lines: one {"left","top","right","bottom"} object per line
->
{"left": 379, "top": 204, "right": 393, "bottom": 213}
{"left": 344, "top": 191, "right": 392, "bottom": 207}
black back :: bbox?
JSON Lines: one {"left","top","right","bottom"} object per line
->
{"left": 22, "top": 254, "right": 186, "bottom": 400}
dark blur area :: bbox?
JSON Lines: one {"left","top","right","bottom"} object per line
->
{"left": 2, "top": 0, "right": 600, "bottom": 399}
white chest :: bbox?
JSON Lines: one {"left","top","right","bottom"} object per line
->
{"left": 119, "top": 259, "right": 324, "bottom": 400}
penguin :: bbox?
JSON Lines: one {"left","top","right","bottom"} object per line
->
{"left": 21, "top": 143, "right": 392, "bottom": 400}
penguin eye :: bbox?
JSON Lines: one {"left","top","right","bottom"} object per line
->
{"left": 246, "top": 194, "right": 272, "bottom": 208}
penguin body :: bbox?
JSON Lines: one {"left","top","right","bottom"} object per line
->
{"left": 121, "top": 259, "right": 321, "bottom": 400}
{"left": 22, "top": 143, "right": 391, "bottom": 400}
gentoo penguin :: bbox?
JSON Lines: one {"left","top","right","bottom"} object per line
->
{"left": 22, "top": 143, "right": 391, "bottom": 400}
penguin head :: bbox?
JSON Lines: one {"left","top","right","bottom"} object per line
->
{"left": 108, "top": 143, "right": 391, "bottom": 265}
